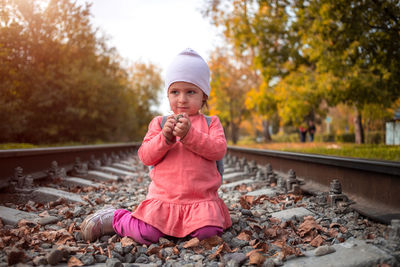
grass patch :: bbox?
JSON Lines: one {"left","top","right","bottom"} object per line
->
{"left": 232, "top": 141, "right": 400, "bottom": 162}
{"left": 0, "top": 141, "right": 114, "bottom": 150}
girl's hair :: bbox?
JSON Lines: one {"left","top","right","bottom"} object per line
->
{"left": 201, "top": 94, "right": 209, "bottom": 111}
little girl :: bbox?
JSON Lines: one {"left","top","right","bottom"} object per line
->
{"left": 81, "top": 48, "right": 232, "bottom": 245}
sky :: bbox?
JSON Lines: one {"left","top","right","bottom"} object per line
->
{"left": 77, "top": 0, "right": 222, "bottom": 114}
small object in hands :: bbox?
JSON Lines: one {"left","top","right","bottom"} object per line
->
{"left": 175, "top": 114, "right": 184, "bottom": 122}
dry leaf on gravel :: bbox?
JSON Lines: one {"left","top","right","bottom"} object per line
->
{"left": 147, "top": 246, "right": 161, "bottom": 256}
{"left": 310, "top": 235, "right": 324, "bottom": 247}
{"left": 121, "top": 236, "right": 135, "bottom": 247}
{"left": 269, "top": 217, "right": 281, "bottom": 224}
{"left": 183, "top": 237, "right": 200, "bottom": 248}
{"left": 264, "top": 227, "right": 278, "bottom": 238}
{"left": 17, "top": 219, "right": 36, "bottom": 227}
{"left": 67, "top": 256, "right": 83, "bottom": 267}
{"left": 239, "top": 195, "right": 251, "bottom": 209}
{"left": 208, "top": 243, "right": 230, "bottom": 260}
{"left": 68, "top": 222, "right": 75, "bottom": 234}
{"left": 81, "top": 195, "right": 94, "bottom": 206}
{"left": 248, "top": 251, "right": 266, "bottom": 266}
{"left": 297, "top": 216, "right": 323, "bottom": 237}
{"left": 328, "top": 228, "right": 339, "bottom": 238}
{"left": 199, "top": 235, "right": 223, "bottom": 250}
{"left": 237, "top": 231, "right": 252, "bottom": 241}
{"left": 254, "top": 242, "right": 269, "bottom": 253}
{"left": 280, "top": 245, "right": 303, "bottom": 260}
{"left": 38, "top": 211, "right": 49, "bottom": 217}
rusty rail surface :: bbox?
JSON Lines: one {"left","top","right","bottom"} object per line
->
{"left": 0, "top": 143, "right": 140, "bottom": 189}
{"left": 227, "top": 146, "right": 400, "bottom": 224}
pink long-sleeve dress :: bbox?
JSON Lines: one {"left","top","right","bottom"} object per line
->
{"left": 134, "top": 114, "right": 232, "bottom": 237}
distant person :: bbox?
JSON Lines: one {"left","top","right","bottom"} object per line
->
{"left": 307, "top": 120, "right": 316, "bottom": 142}
{"left": 80, "top": 48, "right": 232, "bottom": 244}
{"left": 299, "top": 125, "right": 307, "bottom": 142}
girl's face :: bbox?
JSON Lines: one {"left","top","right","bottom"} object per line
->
{"left": 168, "top": 82, "right": 207, "bottom": 115}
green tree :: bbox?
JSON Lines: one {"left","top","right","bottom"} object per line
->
{"left": 294, "top": 0, "right": 400, "bottom": 143}
{"left": 204, "top": 0, "right": 400, "bottom": 144}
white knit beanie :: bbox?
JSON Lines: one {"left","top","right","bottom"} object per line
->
{"left": 165, "top": 48, "right": 211, "bottom": 96}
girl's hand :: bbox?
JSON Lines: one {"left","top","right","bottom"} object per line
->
{"left": 162, "top": 115, "right": 177, "bottom": 143}
{"left": 173, "top": 113, "right": 191, "bottom": 139}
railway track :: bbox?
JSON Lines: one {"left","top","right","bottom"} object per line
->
{"left": 0, "top": 144, "right": 399, "bottom": 266}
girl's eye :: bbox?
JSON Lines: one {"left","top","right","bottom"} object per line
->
{"left": 187, "top": 90, "right": 196, "bottom": 94}
{"left": 170, "top": 90, "right": 178, "bottom": 95}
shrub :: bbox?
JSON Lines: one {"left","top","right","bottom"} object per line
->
{"left": 366, "top": 131, "right": 384, "bottom": 144}
{"left": 272, "top": 133, "right": 299, "bottom": 142}
{"left": 315, "top": 134, "right": 335, "bottom": 142}
{"left": 336, "top": 133, "right": 355, "bottom": 143}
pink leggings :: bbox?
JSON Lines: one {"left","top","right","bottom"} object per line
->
{"left": 112, "top": 209, "right": 223, "bottom": 245}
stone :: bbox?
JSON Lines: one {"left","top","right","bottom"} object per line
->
{"left": 87, "top": 171, "right": 119, "bottom": 182}
{"left": 80, "top": 254, "right": 95, "bottom": 265}
{"left": 7, "top": 248, "right": 26, "bottom": 265}
{"left": 32, "top": 256, "right": 47, "bottom": 266}
{"left": 0, "top": 206, "right": 58, "bottom": 226}
{"left": 106, "top": 258, "right": 123, "bottom": 267}
{"left": 190, "top": 255, "right": 204, "bottom": 261}
{"left": 95, "top": 254, "right": 108, "bottom": 263}
{"left": 99, "top": 166, "right": 136, "bottom": 177}
{"left": 33, "top": 187, "right": 84, "bottom": 204}
{"left": 314, "top": 245, "right": 336, "bottom": 256}
{"left": 223, "top": 253, "right": 247, "bottom": 265}
{"left": 220, "top": 179, "right": 255, "bottom": 189}
{"left": 46, "top": 249, "right": 63, "bottom": 265}
{"left": 271, "top": 207, "right": 314, "bottom": 221}
{"left": 135, "top": 254, "right": 149, "bottom": 264}
{"left": 284, "top": 239, "right": 396, "bottom": 267}
{"left": 124, "top": 253, "right": 136, "bottom": 263}
{"left": 246, "top": 188, "right": 276, "bottom": 197}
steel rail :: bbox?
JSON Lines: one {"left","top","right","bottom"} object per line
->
{"left": 227, "top": 146, "right": 400, "bottom": 224}
{"left": 0, "top": 143, "right": 140, "bottom": 189}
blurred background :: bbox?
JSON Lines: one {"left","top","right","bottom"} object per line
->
{"left": 1, "top": 0, "right": 399, "bottom": 160}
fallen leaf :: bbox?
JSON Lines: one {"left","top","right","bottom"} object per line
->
{"left": 95, "top": 198, "right": 104, "bottom": 204}
{"left": 38, "top": 211, "right": 49, "bottom": 217}
{"left": 239, "top": 195, "right": 251, "bottom": 209}
{"left": 248, "top": 252, "right": 266, "bottom": 266}
{"left": 280, "top": 245, "right": 303, "bottom": 260}
{"left": 67, "top": 256, "right": 83, "bottom": 267}
{"left": 17, "top": 219, "right": 36, "bottom": 227}
{"left": 297, "top": 217, "right": 323, "bottom": 237}
{"left": 264, "top": 227, "right": 278, "bottom": 238}
{"left": 310, "top": 235, "right": 324, "bottom": 247}
{"left": 269, "top": 217, "right": 281, "bottom": 224}
{"left": 237, "top": 231, "right": 252, "bottom": 241}
{"left": 208, "top": 243, "right": 225, "bottom": 260}
{"left": 328, "top": 228, "right": 338, "bottom": 238}
{"left": 81, "top": 196, "right": 94, "bottom": 206}
{"left": 254, "top": 242, "right": 269, "bottom": 253}
{"left": 249, "top": 239, "right": 258, "bottom": 246}
{"left": 121, "top": 236, "right": 135, "bottom": 247}
{"left": 199, "top": 235, "right": 223, "bottom": 250}
{"left": 339, "top": 226, "right": 347, "bottom": 234}
{"left": 68, "top": 222, "right": 75, "bottom": 234}
{"left": 183, "top": 237, "right": 199, "bottom": 248}
{"left": 147, "top": 246, "right": 161, "bottom": 255}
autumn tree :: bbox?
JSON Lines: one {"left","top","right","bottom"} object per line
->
{"left": 208, "top": 48, "right": 259, "bottom": 143}
{"left": 0, "top": 0, "right": 162, "bottom": 143}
